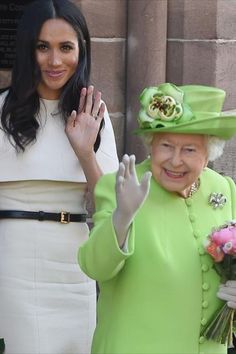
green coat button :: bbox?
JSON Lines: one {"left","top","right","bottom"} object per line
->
{"left": 202, "top": 300, "right": 209, "bottom": 308}
{"left": 194, "top": 229, "right": 200, "bottom": 238}
{"left": 199, "top": 336, "right": 205, "bottom": 344}
{"left": 189, "top": 214, "right": 195, "bottom": 222}
{"left": 202, "top": 283, "right": 210, "bottom": 290}
{"left": 201, "top": 318, "right": 207, "bottom": 326}
{"left": 185, "top": 199, "right": 192, "bottom": 206}
{"left": 199, "top": 247, "right": 205, "bottom": 255}
{"left": 201, "top": 264, "right": 209, "bottom": 272}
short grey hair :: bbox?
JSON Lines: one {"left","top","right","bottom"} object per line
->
{"left": 207, "top": 136, "right": 225, "bottom": 161}
{"left": 142, "top": 133, "right": 225, "bottom": 162}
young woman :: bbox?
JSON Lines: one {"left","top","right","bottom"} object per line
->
{"left": 0, "top": 0, "right": 118, "bottom": 353}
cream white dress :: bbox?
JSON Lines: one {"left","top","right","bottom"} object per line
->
{"left": 0, "top": 95, "right": 119, "bottom": 354}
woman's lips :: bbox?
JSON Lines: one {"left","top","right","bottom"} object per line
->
{"left": 44, "top": 70, "right": 66, "bottom": 78}
{"left": 164, "top": 169, "right": 186, "bottom": 179}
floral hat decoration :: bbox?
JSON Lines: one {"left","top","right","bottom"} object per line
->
{"left": 136, "top": 83, "right": 236, "bottom": 139}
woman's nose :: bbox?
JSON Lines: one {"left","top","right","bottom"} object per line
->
{"left": 48, "top": 50, "right": 62, "bottom": 66}
{"left": 170, "top": 151, "right": 183, "bottom": 166}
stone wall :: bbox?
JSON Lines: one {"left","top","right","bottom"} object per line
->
{"left": 125, "top": 0, "right": 168, "bottom": 161}
{"left": 1, "top": 0, "right": 236, "bottom": 176}
{"left": 167, "top": 0, "right": 236, "bottom": 178}
{"left": 0, "top": 0, "right": 127, "bottom": 160}
{"left": 76, "top": 0, "right": 127, "bottom": 159}
{"left": 167, "top": 0, "right": 236, "bottom": 110}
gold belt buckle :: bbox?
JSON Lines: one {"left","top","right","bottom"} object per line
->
{"left": 60, "top": 211, "right": 70, "bottom": 224}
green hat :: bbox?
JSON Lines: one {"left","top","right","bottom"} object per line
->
{"left": 135, "top": 83, "right": 236, "bottom": 139}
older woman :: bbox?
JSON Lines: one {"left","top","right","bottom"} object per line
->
{"left": 79, "top": 83, "right": 236, "bottom": 354}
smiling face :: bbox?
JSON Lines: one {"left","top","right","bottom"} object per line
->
{"left": 36, "top": 18, "right": 79, "bottom": 99}
{"left": 150, "top": 132, "right": 208, "bottom": 197}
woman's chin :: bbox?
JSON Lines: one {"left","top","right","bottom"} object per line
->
{"left": 158, "top": 180, "right": 189, "bottom": 196}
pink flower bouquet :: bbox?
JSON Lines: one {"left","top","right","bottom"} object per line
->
{"left": 201, "top": 221, "right": 236, "bottom": 345}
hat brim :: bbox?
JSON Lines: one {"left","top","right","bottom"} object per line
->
{"left": 135, "top": 114, "right": 236, "bottom": 140}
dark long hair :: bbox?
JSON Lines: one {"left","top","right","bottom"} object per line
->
{"left": 1, "top": 0, "right": 101, "bottom": 152}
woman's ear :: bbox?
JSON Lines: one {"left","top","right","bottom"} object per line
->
{"left": 204, "top": 159, "right": 209, "bottom": 170}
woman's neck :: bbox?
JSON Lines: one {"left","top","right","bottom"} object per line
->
{"left": 178, "top": 179, "right": 200, "bottom": 199}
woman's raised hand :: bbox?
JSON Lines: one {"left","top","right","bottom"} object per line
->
{"left": 115, "top": 155, "right": 151, "bottom": 217}
{"left": 113, "top": 155, "right": 152, "bottom": 247}
{"left": 65, "top": 85, "right": 105, "bottom": 160}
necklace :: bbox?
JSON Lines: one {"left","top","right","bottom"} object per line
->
{"left": 187, "top": 178, "right": 200, "bottom": 198}
{"left": 50, "top": 110, "right": 60, "bottom": 117}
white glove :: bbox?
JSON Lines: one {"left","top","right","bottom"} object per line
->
{"left": 112, "top": 154, "right": 152, "bottom": 248}
{"left": 217, "top": 281, "right": 236, "bottom": 309}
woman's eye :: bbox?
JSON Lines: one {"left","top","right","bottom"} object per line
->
{"left": 161, "top": 143, "right": 171, "bottom": 148}
{"left": 36, "top": 43, "right": 48, "bottom": 51}
{"left": 36, "top": 43, "right": 49, "bottom": 52}
{"left": 185, "top": 148, "right": 195, "bottom": 153}
{"left": 61, "top": 45, "right": 73, "bottom": 52}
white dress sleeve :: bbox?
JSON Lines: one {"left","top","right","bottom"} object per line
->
{"left": 96, "top": 103, "right": 119, "bottom": 175}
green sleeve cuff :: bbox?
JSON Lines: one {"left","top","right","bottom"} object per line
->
{"left": 78, "top": 214, "right": 135, "bottom": 282}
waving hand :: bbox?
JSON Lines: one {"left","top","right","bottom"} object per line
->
{"left": 113, "top": 155, "right": 152, "bottom": 247}
{"left": 65, "top": 85, "right": 105, "bottom": 159}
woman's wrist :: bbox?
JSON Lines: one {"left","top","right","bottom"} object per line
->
{"left": 76, "top": 150, "right": 96, "bottom": 163}
{"left": 112, "top": 209, "right": 133, "bottom": 247}
{"left": 77, "top": 151, "right": 102, "bottom": 192}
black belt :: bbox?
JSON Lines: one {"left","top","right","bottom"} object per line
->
{"left": 0, "top": 210, "right": 87, "bottom": 224}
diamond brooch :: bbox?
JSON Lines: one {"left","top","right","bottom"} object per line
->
{"left": 208, "top": 192, "right": 227, "bottom": 209}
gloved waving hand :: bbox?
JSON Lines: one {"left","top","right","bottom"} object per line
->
{"left": 112, "top": 154, "right": 152, "bottom": 248}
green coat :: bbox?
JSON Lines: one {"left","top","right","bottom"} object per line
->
{"left": 79, "top": 159, "right": 236, "bottom": 354}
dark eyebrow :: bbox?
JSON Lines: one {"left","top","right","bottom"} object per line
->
{"left": 60, "top": 41, "right": 76, "bottom": 46}
{"left": 37, "top": 40, "right": 75, "bottom": 46}
{"left": 37, "top": 39, "right": 48, "bottom": 43}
